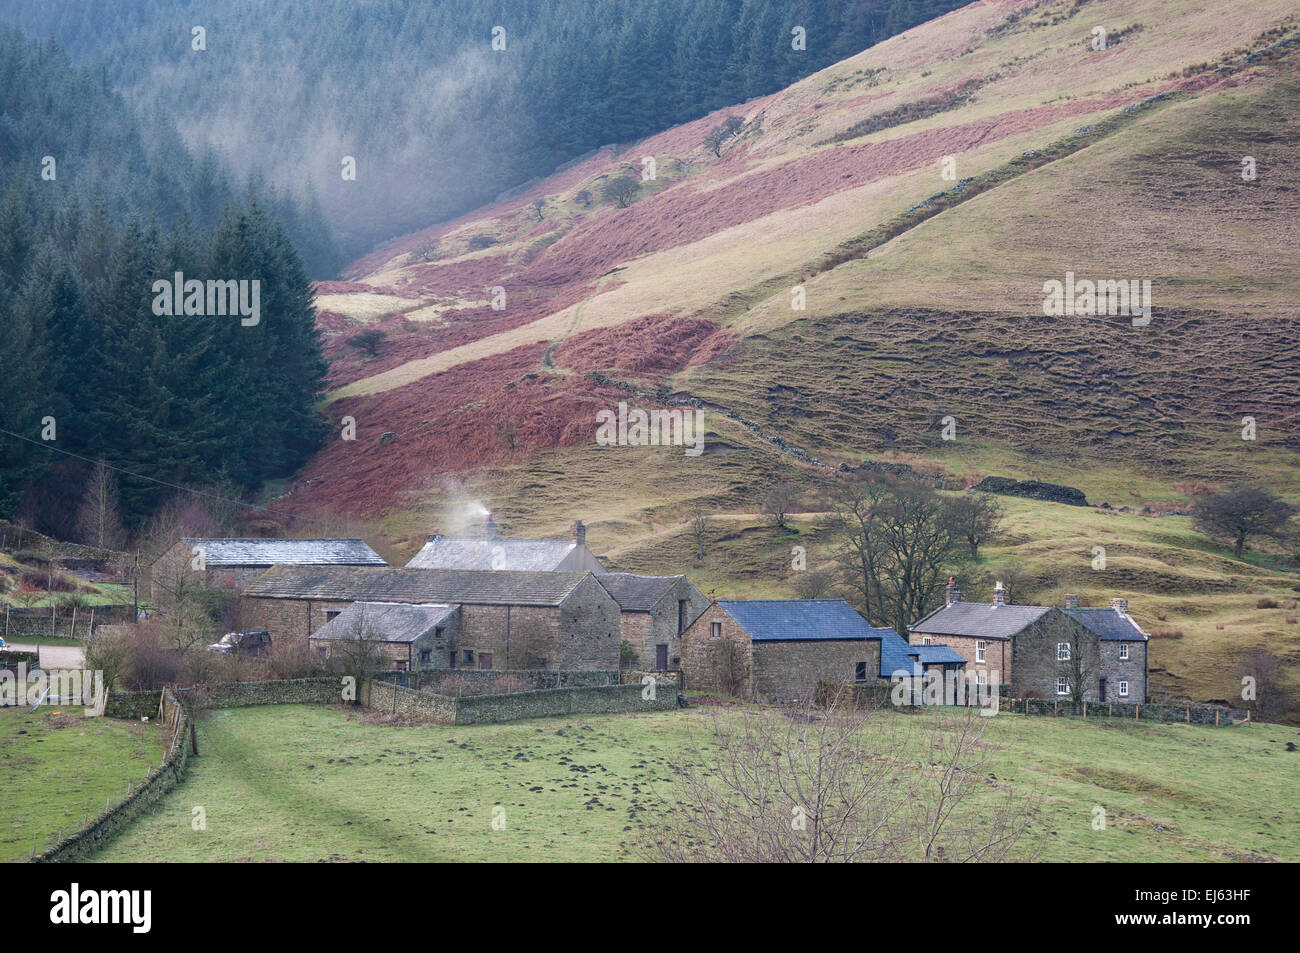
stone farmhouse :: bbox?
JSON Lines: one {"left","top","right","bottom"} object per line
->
{"left": 308, "top": 601, "right": 460, "bottom": 670}
{"left": 908, "top": 580, "right": 1149, "bottom": 702}
{"left": 149, "top": 537, "right": 386, "bottom": 609}
{"left": 405, "top": 518, "right": 605, "bottom": 573}
{"left": 680, "top": 598, "right": 962, "bottom": 702}
{"left": 595, "top": 573, "right": 709, "bottom": 671}
{"left": 244, "top": 565, "right": 620, "bottom": 670}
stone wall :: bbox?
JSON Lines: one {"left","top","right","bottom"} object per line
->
{"left": 1100, "top": 641, "right": 1148, "bottom": 703}
{"left": 33, "top": 687, "right": 190, "bottom": 863}
{"left": 620, "top": 578, "right": 709, "bottom": 670}
{"left": 0, "top": 649, "right": 40, "bottom": 670}
{"left": 1010, "top": 610, "right": 1104, "bottom": 701}
{"left": 1004, "top": 696, "right": 1247, "bottom": 725}
{"left": 453, "top": 681, "right": 676, "bottom": 724}
{"left": 243, "top": 596, "right": 353, "bottom": 648}
{"left": 361, "top": 678, "right": 457, "bottom": 723}
{"left": 200, "top": 678, "right": 341, "bottom": 708}
{"left": 382, "top": 668, "right": 618, "bottom": 695}
{"left": 909, "top": 632, "right": 1010, "bottom": 686}
{"left": 556, "top": 575, "right": 621, "bottom": 669}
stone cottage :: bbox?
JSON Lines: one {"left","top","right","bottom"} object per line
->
{"left": 243, "top": 566, "right": 620, "bottom": 670}
{"left": 596, "top": 573, "right": 709, "bottom": 671}
{"left": 680, "top": 598, "right": 931, "bottom": 702}
{"left": 307, "top": 601, "right": 459, "bottom": 671}
{"left": 908, "top": 580, "right": 1149, "bottom": 702}
{"left": 405, "top": 518, "right": 605, "bottom": 572}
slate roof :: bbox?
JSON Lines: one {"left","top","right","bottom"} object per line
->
{"left": 310, "top": 602, "right": 457, "bottom": 643}
{"left": 909, "top": 644, "right": 968, "bottom": 666}
{"left": 245, "top": 566, "right": 591, "bottom": 606}
{"left": 908, "top": 601, "right": 1050, "bottom": 640}
{"left": 597, "top": 573, "right": 682, "bottom": 612}
{"left": 405, "top": 537, "right": 586, "bottom": 571}
{"left": 1063, "top": 607, "right": 1148, "bottom": 641}
{"left": 180, "top": 538, "right": 386, "bottom": 567}
{"left": 715, "top": 599, "right": 920, "bottom": 678}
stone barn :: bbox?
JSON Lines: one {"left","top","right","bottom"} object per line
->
{"left": 596, "top": 573, "right": 709, "bottom": 671}
{"left": 308, "top": 601, "right": 459, "bottom": 672}
{"left": 680, "top": 598, "right": 923, "bottom": 702}
{"left": 244, "top": 566, "right": 621, "bottom": 670}
{"left": 149, "top": 537, "right": 386, "bottom": 614}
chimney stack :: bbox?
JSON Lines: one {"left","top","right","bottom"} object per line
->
{"left": 426, "top": 529, "right": 441, "bottom": 543}
{"left": 945, "top": 577, "right": 961, "bottom": 606}
{"left": 1110, "top": 597, "right": 1128, "bottom": 614}
{"left": 484, "top": 513, "right": 500, "bottom": 540}
{"left": 1065, "top": 594, "right": 1078, "bottom": 609}
{"left": 570, "top": 519, "right": 586, "bottom": 546}
{"left": 993, "top": 581, "right": 1006, "bottom": 607}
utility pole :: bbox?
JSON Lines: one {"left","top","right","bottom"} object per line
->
{"left": 133, "top": 551, "right": 139, "bottom": 620}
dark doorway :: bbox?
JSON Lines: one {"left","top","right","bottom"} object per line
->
{"left": 656, "top": 644, "right": 669, "bottom": 670}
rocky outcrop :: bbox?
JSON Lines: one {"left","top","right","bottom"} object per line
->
{"left": 972, "top": 476, "right": 1087, "bottom": 506}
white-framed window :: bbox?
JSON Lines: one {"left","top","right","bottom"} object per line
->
{"left": 1056, "top": 677, "right": 1069, "bottom": 696}
{"left": 710, "top": 621, "right": 722, "bottom": 638}
{"left": 922, "top": 637, "right": 932, "bottom": 645}
{"left": 1056, "top": 642, "right": 1070, "bottom": 661}
{"left": 976, "top": 641, "right": 986, "bottom": 662}
{"left": 1119, "top": 680, "right": 1130, "bottom": 697}
{"left": 1119, "top": 644, "right": 1129, "bottom": 660}
{"left": 976, "top": 670, "right": 987, "bottom": 686}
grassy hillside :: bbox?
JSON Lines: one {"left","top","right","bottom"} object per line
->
{"left": 263, "top": 0, "right": 1300, "bottom": 712}
{"left": 0, "top": 707, "right": 164, "bottom": 861}
{"left": 93, "top": 704, "right": 1300, "bottom": 863}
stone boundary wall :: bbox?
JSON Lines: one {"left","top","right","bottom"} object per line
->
{"left": 378, "top": 668, "right": 619, "bottom": 695}
{"left": 620, "top": 670, "right": 682, "bottom": 687}
{"left": 1003, "top": 697, "right": 1249, "bottom": 726}
{"left": 0, "top": 649, "right": 40, "bottom": 671}
{"left": 200, "top": 678, "right": 340, "bottom": 708}
{"left": 453, "top": 682, "right": 677, "bottom": 724}
{"left": 363, "top": 677, "right": 677, "bottom": 725}
{"left": 3, "top": 605, "right": 133, "bottom": 640}
{"left": 33, "top": 687, "right": 190, "bottom": 862}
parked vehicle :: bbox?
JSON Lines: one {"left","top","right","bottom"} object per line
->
{"left": 206, "top": 631, "right": 271, "bottom": 657}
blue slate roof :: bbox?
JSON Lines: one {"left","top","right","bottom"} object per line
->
{"left": 716, "top": 599, "right": 920, "bottom": 678}
{"left": 1063, "top": 607, "right": 1148, "bottom": 641}
{"left": 909, "top": 644, "right": 968, "bottom": 666}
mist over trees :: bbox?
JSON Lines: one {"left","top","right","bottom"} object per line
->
{"left": 0, "top": 0, "right": 969, "bottom": 260}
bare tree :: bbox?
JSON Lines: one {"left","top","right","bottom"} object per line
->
{"left": 763, "top": 481, "right": 799, "bottom": 529}
{"left": 793, "top": 567, "right": 836, "bottom": 600}
{"left": 531, "top": 198, "right": 546, "bottom": 221}
{"left": 330, "top": 608, "right": 391, "bottom": 696}
{"left": 600, "top": 174, "right": 640, "bottom": 208}
{"left": 1049, "top": 614, "right": 1100, "bottom": 714}
{"left": 649, "top": 697, "right": 1039, "bottom": 862}
{"left": 1193, "top": 484, "right": 1295, "bottom": 559}
{"left": 947, "top": 494, "right": 1003, "bottom": 559}
{"left": 150, "top": 557, "right": 220, "bottom": 655}
{"left": 703, "top": 115, "right": 744, "bottom": 157}
{"left": 74, "top": 459, "right": 127, "bottom": 550}
{"left": 689, "top": 505, "right": 709, "bottom": 560}
{"left": 828, "top": 476, "right": 962, "bottom": 635}
{"left": 82, "top": 624, "right": 131, "bottom": 694}
{"left": 1238, "top": 647, "right": 1291, "bottom": 722}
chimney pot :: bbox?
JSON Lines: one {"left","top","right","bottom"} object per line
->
{"left": 945, "top": 578, "right": 961, "bottom": 606}
{"left": 1065, "top": 594, "right": 1079, "bottom": 609}
{"left": 993, "top": 581, "right": 1006, "bottom": 607}
{"left": 571, "top": 519, "right": 586, "bottom": 546}
{"left": 1110, "top": 597, "right": 1128, "bottom": 614}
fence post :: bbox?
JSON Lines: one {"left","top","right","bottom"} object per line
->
{"left": 1186, "top": 706, "right": 1190, "bottom": 724}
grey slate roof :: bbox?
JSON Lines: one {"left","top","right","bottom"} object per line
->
{"left": 310, "top": 602, "right": 457, "bottom": 643}
{"left": 716, "top": 599, "right": 920, "bottom": 678}
{"left": 909, "top": 601, "right": 1050, "bottom": 640}
{"left": 181, "top": 538, "right": 386, "bottom": 567}
{"left": 597, "top": 573, "right": 682, "bottom": 612}
{"left": 245, "top": 566, "right": 590, "bottom": 606}
{"left": 405, "top": 537, "right": 581, "bottom": 571}
{"left": 1063, "top": 607, "right": 1148, "bottom": 641}
{"left": 909, "top": 644, "right": 968, "bottom": 666}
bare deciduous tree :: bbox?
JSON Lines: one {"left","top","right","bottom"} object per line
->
{"left": 947, "top": 494, "right": 1003, "bottom": 559}
{"left": 689, "top": 505, "right": 709, "bottom": 560}
{"left": 1193, "top": 484, "right": 1295, "bottom": 559}
{"left": 1238, "top": 647, "right": 1291, "bottom": 722}
{"left": 828, "top": 476, "right": 962, "bottom": 635}
{"left": 703, "top": 115, "right": 744, "bottom": 157}
{"left": 793, "top": 567, "right": 836, "bottom": 600}
{"left": 74, "top": 459, "right": 127, "bottom": 550}
{"left": 649, "top": 697, "right": 1039, "bottom": 862}
{"left": 763, "top": 481, "right": 799, "bottom": 529}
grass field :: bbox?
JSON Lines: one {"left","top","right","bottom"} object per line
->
{"left": 0, "top": 706, "right": 164, "bottom": 862}
{"left": 91, "top": 703, "right": 1300, "bottom": 863}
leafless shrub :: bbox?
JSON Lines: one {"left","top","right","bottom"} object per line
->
{"left": 647, "top": 697, "right": 1040, "bottom": 862}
